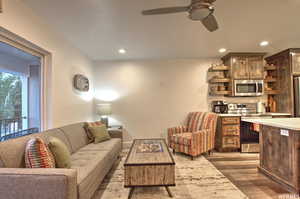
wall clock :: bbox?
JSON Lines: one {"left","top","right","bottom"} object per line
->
{"left": 73, "top": 74, "right": 89, "bottom": 92}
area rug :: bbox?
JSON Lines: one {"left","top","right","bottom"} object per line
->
{"left": 92, "top": 151, "right": 248, "bottom": 199}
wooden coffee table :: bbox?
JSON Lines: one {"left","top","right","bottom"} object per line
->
{"left": 124, "top": 139, "right": 175, "bottom": 199}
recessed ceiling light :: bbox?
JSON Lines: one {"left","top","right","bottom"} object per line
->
{"left": 260, "top": 41, "right": 269, "bottom": 47}
{"left": 219, "top": 48, "right": 227, "bottom": 53}
{"left": 118, "top": 48, "right": 126, "bottom": 54}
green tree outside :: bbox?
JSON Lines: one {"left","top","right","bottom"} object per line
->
{"left": 0, "top": 72, "right": 22, "bottom": 120}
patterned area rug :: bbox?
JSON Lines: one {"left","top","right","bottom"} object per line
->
{"left": 92, "top": 151, "right": 248, "bottom": 199}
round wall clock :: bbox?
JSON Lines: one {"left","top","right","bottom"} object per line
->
{"left": 73, "top": 74, "right": 89, "bottom": 92}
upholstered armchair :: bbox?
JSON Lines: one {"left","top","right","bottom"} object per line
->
{"left": 167, "top": 112, "right": 218, "bottom": 160}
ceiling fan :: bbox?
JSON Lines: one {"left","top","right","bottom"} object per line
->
{"left": 142, "top": 0, "right": 218, "bottom": 32}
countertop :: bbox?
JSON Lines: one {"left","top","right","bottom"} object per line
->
{"left": 217, "top": 113, "right": 291, "bottom": 117}
{"left": 241, "top": 118, "right": 300, "bottom": 131}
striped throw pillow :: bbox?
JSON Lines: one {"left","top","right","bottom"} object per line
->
{"left": 84, "top": 121, "right": 104, "bottom": 143}
{"left": 25, "top": 138, "right": 56, "bottom": 168}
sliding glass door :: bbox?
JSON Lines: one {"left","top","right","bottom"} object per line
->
{"left": 0, "top": 41, "right": 41, "bottom": 141}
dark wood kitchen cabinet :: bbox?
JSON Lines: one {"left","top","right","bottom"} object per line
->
{"left": 248, "top": 56, "right": 265, "bottom": 79}
{"left": 265, "top": 48, "right": 300, "bottom": 115}
{"left": 216, "top": 116, "right": 240, "bottom": 152}
{"left": 231, "top": 56, "right": 249, "bottom": 79}
{"left": 222, "top": 53, "right": 266, "bottom": 80}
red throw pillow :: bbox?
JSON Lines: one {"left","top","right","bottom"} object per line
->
{"left": 25, "top": 137, "right": 56, "bottom": 168}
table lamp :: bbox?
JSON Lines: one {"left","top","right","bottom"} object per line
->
{"left": 96, "top": 104, "right": 112, "bottom": 127}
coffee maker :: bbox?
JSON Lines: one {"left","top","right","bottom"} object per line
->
{"left": 212, "top": 101, "right": 228, "bottom": 113}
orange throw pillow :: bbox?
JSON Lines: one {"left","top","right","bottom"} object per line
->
{"left": 25, "top": 138, "right": 56, "bottom": 168}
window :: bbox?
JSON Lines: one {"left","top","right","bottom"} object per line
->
{"left": 0, "top": 42, "right": 41, "bottom": 141}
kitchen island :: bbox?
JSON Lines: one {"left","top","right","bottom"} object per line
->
{"left": 241, "top": 118, "right": 300, "bottom": 193}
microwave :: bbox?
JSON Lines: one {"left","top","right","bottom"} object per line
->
{"left": 233, "top": 80, "right": 264, "bottom": 96}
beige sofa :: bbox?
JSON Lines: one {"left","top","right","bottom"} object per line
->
{"left": 0, "top": 122, "right": 122, "bottom": 199}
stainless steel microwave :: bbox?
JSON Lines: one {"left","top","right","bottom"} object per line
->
{"left": 234, "top": 80, "right": 264, "bottom": 96}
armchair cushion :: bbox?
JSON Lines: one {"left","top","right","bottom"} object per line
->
{"left": 170, "top": 132, "right": 192, "bottom": 146}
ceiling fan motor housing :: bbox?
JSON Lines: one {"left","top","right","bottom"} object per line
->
{"left": 189, "top": 2, "right": 214, "bottom": 21}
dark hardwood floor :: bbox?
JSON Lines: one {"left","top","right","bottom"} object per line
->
{"left": 206, "top": 152, "right": 290, "bottom": 199}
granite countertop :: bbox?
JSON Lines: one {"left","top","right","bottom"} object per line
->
{"left": 241, "top": 118, "right": 300, "bottom": 131}
{"left": 217, "top": 113, "right": 291, "bottom": 117}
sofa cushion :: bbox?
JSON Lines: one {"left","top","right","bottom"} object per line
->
{"left": 59, "top": 122, "right": 89, "bottom": 153}
{"left": 71, "top": 142, "right": 121, "bottom": 199}
{"left": 25, "top": 138, "right": 56, "bottom": 168}
{"left": 79, "top": 138, "right": 122, "bottom": 153}
{"left": 0, "top": 134, "right": 37, "bottom": 168}
{"left": 48, "top": 137, "right": 72, "bottom": 168}
{"left": 88, "top": 125, "right": 111, "bottom": 144}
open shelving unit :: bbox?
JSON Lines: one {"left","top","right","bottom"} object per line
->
{"left": 264, "top": 63, "right": 279, "bottom": 112}
{"left": 208, "top": 65, "right": 232, "bottom": 96}
{"left": 209, "top": 78, "right": 230, "bottom": 83}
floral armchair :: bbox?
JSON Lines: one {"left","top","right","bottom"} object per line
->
{"left": 167, "top": 112, "right": 218, "bottom": 160}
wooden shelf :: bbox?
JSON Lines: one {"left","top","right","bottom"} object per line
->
{"left": 265, "top": 90, "right": 280, "bottom": 95}
{"left": 264, "top": 78, "right": 277, "bottom": 83}
{"left": 210, "top": 65, "right": 230, "bottom": 71}
{"left": 210, "top": 90, "right": 231, "bottom": 95}
{"left": 209, "top": 78, "right": 231, "bottom": 83}
{"left": 264, "top": 66, "right": 277, "bottom": 71}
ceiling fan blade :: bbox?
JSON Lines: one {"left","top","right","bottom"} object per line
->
{"left": 202, "top": 14, "right": 218, "bottom": 32}
{"left": 206, "top": 0, "right": 216, "bottom": 3}
{"left": 193, "top": 0, "right": 216, "bottom": 4}
{"left": 142, "top": 7, "right": 189, "bottom": 15}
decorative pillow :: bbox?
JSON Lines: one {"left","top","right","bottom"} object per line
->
{"left": 88, "top": 124, "right": 111, "bottom": 144}
{"left": 25, "top": 138, "right": 56, "bottom": 168}
{"left": 48, "top": 137, "right": 71, "bottom": 168}
{"left": 84, "top": 121, "right": 103, "bottom": 143}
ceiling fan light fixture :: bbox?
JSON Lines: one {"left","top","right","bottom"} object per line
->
{"left": 189, "top": 7, "right": 212, "bottom": 21}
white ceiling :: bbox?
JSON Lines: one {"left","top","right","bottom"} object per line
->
{"left": 24, "top": 0, "right": 300, "bottom": 60}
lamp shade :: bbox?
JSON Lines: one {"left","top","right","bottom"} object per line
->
{"left": 96, "top": 104, "right": 112, "bottom": 116}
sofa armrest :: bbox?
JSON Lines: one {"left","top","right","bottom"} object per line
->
{"left": 108, "top": 129, "right": 123, "bottom": 140}
{"left": 168, "top": 126, "right": 187, "bottom": 135}
{"left": 167, "top": 126, "right": 187, "bottom": 146}
{"left": 0, "top": 168, "right": 77, "bottom": 199}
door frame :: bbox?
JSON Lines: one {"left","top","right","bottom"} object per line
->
{"left": 0, "top": 27, "right": 52, "bottom": 130}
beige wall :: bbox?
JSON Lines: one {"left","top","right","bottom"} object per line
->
{"left": 0, "top": 0, "right": 95, "bottom": 128}
{"left": 94, "top": 59, "right": 266, "bottom": 140}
